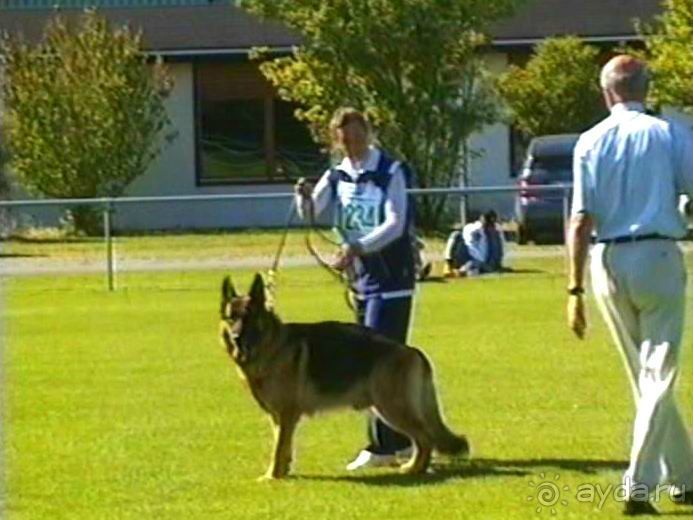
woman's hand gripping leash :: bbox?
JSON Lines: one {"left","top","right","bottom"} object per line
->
{"left": 295, "top": 177, "right": 357, "bottom": 311}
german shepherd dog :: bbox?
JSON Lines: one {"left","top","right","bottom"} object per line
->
{"left": 219, "top": 273, "right": 469, "bottom": 479}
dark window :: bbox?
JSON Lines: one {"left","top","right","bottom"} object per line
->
{"left": 275, "top": 101, "right": 327, "bottom": 181}
{"left": 524, "top": 155, "right": 574, "bottom": 183}
{"left": 198, "top": 98, "right": 266, "bottom": 183}
{"left": 533, "top": 155, "right": 573, "bottom": 172}
{"left": 195, "top": 62, "right": 326, "bottom": 185}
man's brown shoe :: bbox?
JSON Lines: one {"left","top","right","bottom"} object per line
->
{"left": 671, "top": 487, "right": 693, "bottom": 506}
{"left": 623, "top": 499, "right": 659, "bottom": 516}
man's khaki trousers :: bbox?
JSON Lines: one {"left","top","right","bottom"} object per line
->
{"left": 591, "top": 239, "right": 693, "bottom": 495}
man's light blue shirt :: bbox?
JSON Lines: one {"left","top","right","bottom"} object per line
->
{"left": 572, "top": 102, "right": 693, "bottom": 240}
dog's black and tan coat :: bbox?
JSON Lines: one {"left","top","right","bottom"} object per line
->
{"left": 219, "top": 273, "right": 469, "bottom": 479}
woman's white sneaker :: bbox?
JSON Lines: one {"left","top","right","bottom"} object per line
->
{"left": 346, "top": 450, "right": 398, "bottom": 471}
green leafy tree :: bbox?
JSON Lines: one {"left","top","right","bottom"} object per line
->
{"left": 1, "top": 10, "right": 175, "bottom": 232}
{"left": 497, "top": 36, "right": 606, "bottom": 139}
{"left": 642, "top": 0, "right": 693, "bottom": 113}
{"left": 241, "top": 0, "right": 525, "bottom": 228}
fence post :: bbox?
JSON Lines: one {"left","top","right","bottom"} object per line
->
{"left": 562, "top": 186, "right": 570, "bottom": 243}
{"left": 103, "top": 201, "right": 115, "bottom": 292}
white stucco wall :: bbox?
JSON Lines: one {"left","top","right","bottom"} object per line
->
{"left": 466, "top": 52, "right": 514, "bottom": 219}
{"left": 118, "top": 57, "right": 516, "bottom": 231}
{"left": 15, "top": 54, "right": 693, "bottom": 232}
{"left": 4, "top": 56, "right": 514, "bottom": 231}
{"left": 4, "top": 61, "right": 294, "bottom": 232}
{"left": 116, "top": 62, "right": 294, "bottom": 231}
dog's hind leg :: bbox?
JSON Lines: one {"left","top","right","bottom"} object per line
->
{"left": 416, "top": 358, "right": 470, "bottom": 458}
{"left": 399, "top": 438, "right": 432, "bottom": 475}
{"left": 374, "top": 388, "right": 433, "bottom": 474}
{"left": 396, "top": 349, "right": 470, "bottom": 459}
{"left": 371, "top": 400, "right": 432, "bottom": 475}
{"left": 261, "top": 412, "right": 300, "bottom": 480}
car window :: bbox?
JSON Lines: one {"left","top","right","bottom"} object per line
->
{"left": 534, "top": 155, "right": 572, "bottom": 170}
{"left": 530, "top": 155, "right": 573, "bottom": 182}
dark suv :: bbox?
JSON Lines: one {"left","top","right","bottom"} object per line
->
{"left": 515, "top": 134, "right": 579, "bottom": 244}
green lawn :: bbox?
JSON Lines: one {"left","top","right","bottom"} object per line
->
{"left": 2, "top": 229, "right": 454, "bottom": 262}
{"left": 5, "top": 256, "right": 693, "bottom": 519}
{"left": 4, "top": 230, "right": 314, "bottom": 262}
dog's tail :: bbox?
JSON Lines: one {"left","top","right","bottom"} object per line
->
{"left": 416, "top": 351, "right": 470, "bottom": 456}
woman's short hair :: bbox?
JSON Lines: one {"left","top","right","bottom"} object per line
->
{"left": 328, "top": 107, "right": 372, "bottom": 145}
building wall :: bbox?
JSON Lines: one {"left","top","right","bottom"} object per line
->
{"left": 18, "top": 54, "right": 693, "bottom": 232}
{"left": 105, "top": 61, "right": 693, "bottom": 231}
{"left": 94, "top": 62, "right": 295, "bottom": 231}
{"left": 4, "top": 60, "right": 295, "bottom": 232}
{"left": 119, "top": 55, "right": 517, "bottom": 231}
{"left": 467, "top": 52, "right": 514, "bottom": 219}
{"left": 5, "top": 56, "right": 518, "bottom": 231}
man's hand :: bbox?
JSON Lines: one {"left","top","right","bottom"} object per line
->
{"left": 567, "top": 294, "right": 587, "bottom": 339}
{"left": 294, "top": 177, "right": 313, "bottom": 200}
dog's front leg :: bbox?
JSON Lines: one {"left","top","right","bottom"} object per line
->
{"left": 261, "top": 412, "right": 299, "bottom": 480}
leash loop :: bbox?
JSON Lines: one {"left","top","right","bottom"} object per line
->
{"left": 303, "top": 196, "right": 356, "bottom": 311}
{"left": 266, "top": 189, "right": 356, "bottom": 312}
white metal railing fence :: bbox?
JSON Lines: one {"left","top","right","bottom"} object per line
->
{"left": 0, "top": 184, "right": 573, "bottom": 290}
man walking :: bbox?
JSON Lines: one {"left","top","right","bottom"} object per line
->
{"left": 567, "top": 55, "right": 693, "bottom": 516}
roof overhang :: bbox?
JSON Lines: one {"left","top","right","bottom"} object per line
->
{"left": 492, "top": 34, "right": 644, "bottom": 47}
{"left": 150, "top": 46, "right": 295, "bottom": 58}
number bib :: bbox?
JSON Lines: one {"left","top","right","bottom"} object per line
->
{"left": 335, "top": 181, "right": 384, "bottom": 240}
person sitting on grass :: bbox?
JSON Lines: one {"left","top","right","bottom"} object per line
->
{"left": 444, "top": 210, "right": 505, "bottom": 277}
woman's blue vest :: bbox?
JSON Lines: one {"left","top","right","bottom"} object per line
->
{"left": 327, "top": 150, "right": 416, "bottom": 297}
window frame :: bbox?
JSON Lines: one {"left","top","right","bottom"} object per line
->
{"left": 193, "top": 60, "right": 324, "bottom": 187}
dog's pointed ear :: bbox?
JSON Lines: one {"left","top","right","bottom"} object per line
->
{"left": 248, "top": 272, "right": 266, "bottom": 309}
{"left": 221, "top": 276, "right": 238, "bottom": 303}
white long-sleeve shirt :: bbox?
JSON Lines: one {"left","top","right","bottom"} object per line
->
{"left": 462, "top": 220, "right": 506, "bottom": 265}
{"left": 296, "top": 147, "right": 408, "bottom": 254}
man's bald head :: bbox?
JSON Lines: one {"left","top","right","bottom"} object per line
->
{"left": 600, "top": 55, "right": 649, "bottom": 104}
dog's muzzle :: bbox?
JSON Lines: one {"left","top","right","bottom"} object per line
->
{"left": 219, "top": 321, "right": 246, "bottom": 363}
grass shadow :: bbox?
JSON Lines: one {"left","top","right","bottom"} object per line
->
{"left": 441, "top": 268, "right": 547, "bottom": 280}
{"left": 296, "top": 465, "right": 529, "bottom": 487}
{"left": 475, "top": 457, "right": 628, "bottom": 475}
{"left": 7, "top": 236, "right": 98, "bottom": 244}
{"left": 296, "top": 458, "right": 628, "bottom": 487}
{"left": 0, "top": 253, "right": 44, "bottom": 258}
{"left": 503, "top": 268, "right": 546, "bottom": 275}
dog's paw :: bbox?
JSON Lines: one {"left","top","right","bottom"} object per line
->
{"left": 449, "top": 436, "right": 471, "bottom": 461}
{"left": 399, "top": 461, "right": 430, "bottom": 475}
{"left": 257, "top": 469, "right": 289, "bottom": 482}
